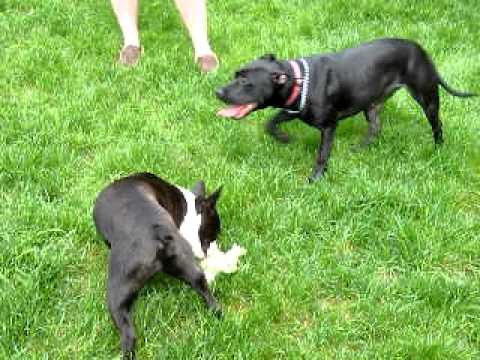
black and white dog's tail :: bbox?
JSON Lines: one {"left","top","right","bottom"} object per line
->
{"left": 437, "top": 76, "right": 477, "bottom": 98}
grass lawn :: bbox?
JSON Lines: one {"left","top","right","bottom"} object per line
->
{"left": 1, "top": 0, "right": 480, "bottom": 358}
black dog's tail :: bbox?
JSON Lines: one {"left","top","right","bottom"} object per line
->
{"left": 438, "top": 76, "right": 477, "bottom": 98}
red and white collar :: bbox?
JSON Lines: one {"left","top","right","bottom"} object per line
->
{"left": 284, "top": 59, "right": 310, "bottom": 114}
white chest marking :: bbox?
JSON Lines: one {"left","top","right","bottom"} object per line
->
{"left": 177, "top": 186, "right": 205, "bottom": 259}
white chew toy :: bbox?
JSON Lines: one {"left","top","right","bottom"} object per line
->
{"left": 200, "top": 242, "right": 246, "bottom": 283}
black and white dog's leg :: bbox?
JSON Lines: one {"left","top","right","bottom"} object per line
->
{"left": 190, "top": 271, "right": 222, "bottom": 318}
{"left": 165, "top": 255, "right": 222, "bottom": 318}
{"left": 360, "top": 103, "right": 383, "bottom": 147}
{"left": 107, "top": 249, "right": 162, "bottom": 359}
{"left": 309, "top": 123, "right": 337, "bottom": 182}
{"left": 265, "top": 110, "right": 295, "bottom": 143}
{"left": 107, "top": 269, "right": 138, "bottom": 359}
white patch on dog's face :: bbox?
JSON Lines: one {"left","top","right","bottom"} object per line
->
{"left": 177, "top": 186, "right": 205, "bottom": 259}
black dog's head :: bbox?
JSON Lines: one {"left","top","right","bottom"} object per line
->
{"left": 191, "top": 181, "right": 222, "bottom": 255}
{"left": 216, "top": 54, "right": 289, "bottom": 119}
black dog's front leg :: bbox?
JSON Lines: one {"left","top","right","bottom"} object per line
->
{"left": 265, "top": 110, "right": 295, "bottom": 143}
{"left": 165, "top": 255, "right": 222, "bottom": 318}
{"left": 309, "top": 123, "right": 337, "bottom": 182}
{"left": 190, "top": 273, "right": 223, "bottom": 318}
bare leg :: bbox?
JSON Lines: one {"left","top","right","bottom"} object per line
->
{"left": 111, "top": 0, "right": 140, "bottom": 47}
{"left": 174, "top": 0, "right": 218, "bottom": 72}
{"left": 111, "top": 0, "right": 141, "bottom": 65}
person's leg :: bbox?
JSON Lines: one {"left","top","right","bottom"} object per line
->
{"left": 174, "top": 0, "right": 218, "bottom": 72}
{"left": 111, "top": 0, "right": 141, "bottom": 65}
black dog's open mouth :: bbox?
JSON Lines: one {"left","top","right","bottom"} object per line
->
{"left": 217, "top": 103, "right": 257, "bottom": 119}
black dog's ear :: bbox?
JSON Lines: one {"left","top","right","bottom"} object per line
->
{"left": 271, "top": 72, "right": 288, "bottom": 85}
{"left": 191, "top": 180, "right": 206, "bottom": 198}
{"left": 260, "top": 53, "right": 276, "bottom": 61}
{"left": 206, "top": 186, "right": 222, "bottom": 207}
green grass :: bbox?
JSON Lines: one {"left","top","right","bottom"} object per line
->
{"left": 1, "top": 0, "right": 480, "bottom": 358}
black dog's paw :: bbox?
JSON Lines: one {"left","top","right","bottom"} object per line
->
{"left": 307, "top": 169, "right": 324, "bottom": 183}
{"left": 434, "top": 136, "right": 444, "bottom": 146}
{"left": 275, "top": 132, "right": 291, "bottom": 144}
{"left": 266, "top": 126, "right": 291, "bottom": 144}
{"left": 351, "top": 138, "right": 377, "bottom": 152}
{"left": 350, "top": 143, "right": 367, "bottom": 153}
{"left": 122, "top": 350, "right": 135, "bottom": 360}
{"left": 212, "top": 306, "right": 223, "bottom": 319}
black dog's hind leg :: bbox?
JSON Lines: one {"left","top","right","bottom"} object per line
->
{"left": 107, "top": 276, "right": 138, "bottom": 359}
{"left": 361, "top": 103, "right": 383, "bottom": 147}
{"left": 309, "top": 122, "right": 337, "bottom": 182}
{"left": 107, "top": 250, "right": 162, "bottom": 359}
{"left": 408, "top": 85, "right": 443, "bottom": 144}
{"left": 265, "top": 110, "right": 296, "bottom": 143}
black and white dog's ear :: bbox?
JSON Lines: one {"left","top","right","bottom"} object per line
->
{"left": 206, "top": 186, "right": 223, "bottom": 207}
{"left": 271, "top": 72, "right": 288, "bottom": 84}
{"left": 191, "top": 180, "right": 206, "bottom": 198}
{"left": 260, "top": 53, "right": 276, "bottom": 61}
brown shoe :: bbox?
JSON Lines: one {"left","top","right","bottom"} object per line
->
{"left": 196, "top": 54, "right": 219, "bottom": 73}
{"left": 118, "top": 45, "right": 141, "bottom": 66}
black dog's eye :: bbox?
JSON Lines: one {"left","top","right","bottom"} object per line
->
{"left": 238, "top": 77, "right": 249, "bottom": 86}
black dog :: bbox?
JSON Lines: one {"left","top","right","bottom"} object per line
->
{"left": 216, "top": 38, "right": 476, "bottom": 182}
{"left": 93, "top": 172, "right": 222, "bottom": 359}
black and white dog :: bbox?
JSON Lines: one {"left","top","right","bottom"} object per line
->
{"left": 93, "top": 172, "right": 225, "bottom": 358}
{"left": 216, "top": 38, "right": 476, "bottom": 182}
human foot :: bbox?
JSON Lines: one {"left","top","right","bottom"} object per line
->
{"left": 118, "top": 45, "right": 141, "bottom": 66}
{"left": 196, "top": 53, "right": 219, "bottom": 73}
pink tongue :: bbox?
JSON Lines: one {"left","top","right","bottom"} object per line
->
{"left": 217, "top": 103, "right": 256, "bottom": 119}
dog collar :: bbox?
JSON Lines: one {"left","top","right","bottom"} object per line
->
{"left": 284, "top": 60, "right": 302, "bottom": 107}
{"left": 284, "top": 59, "right": 310, "bottom": 114}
